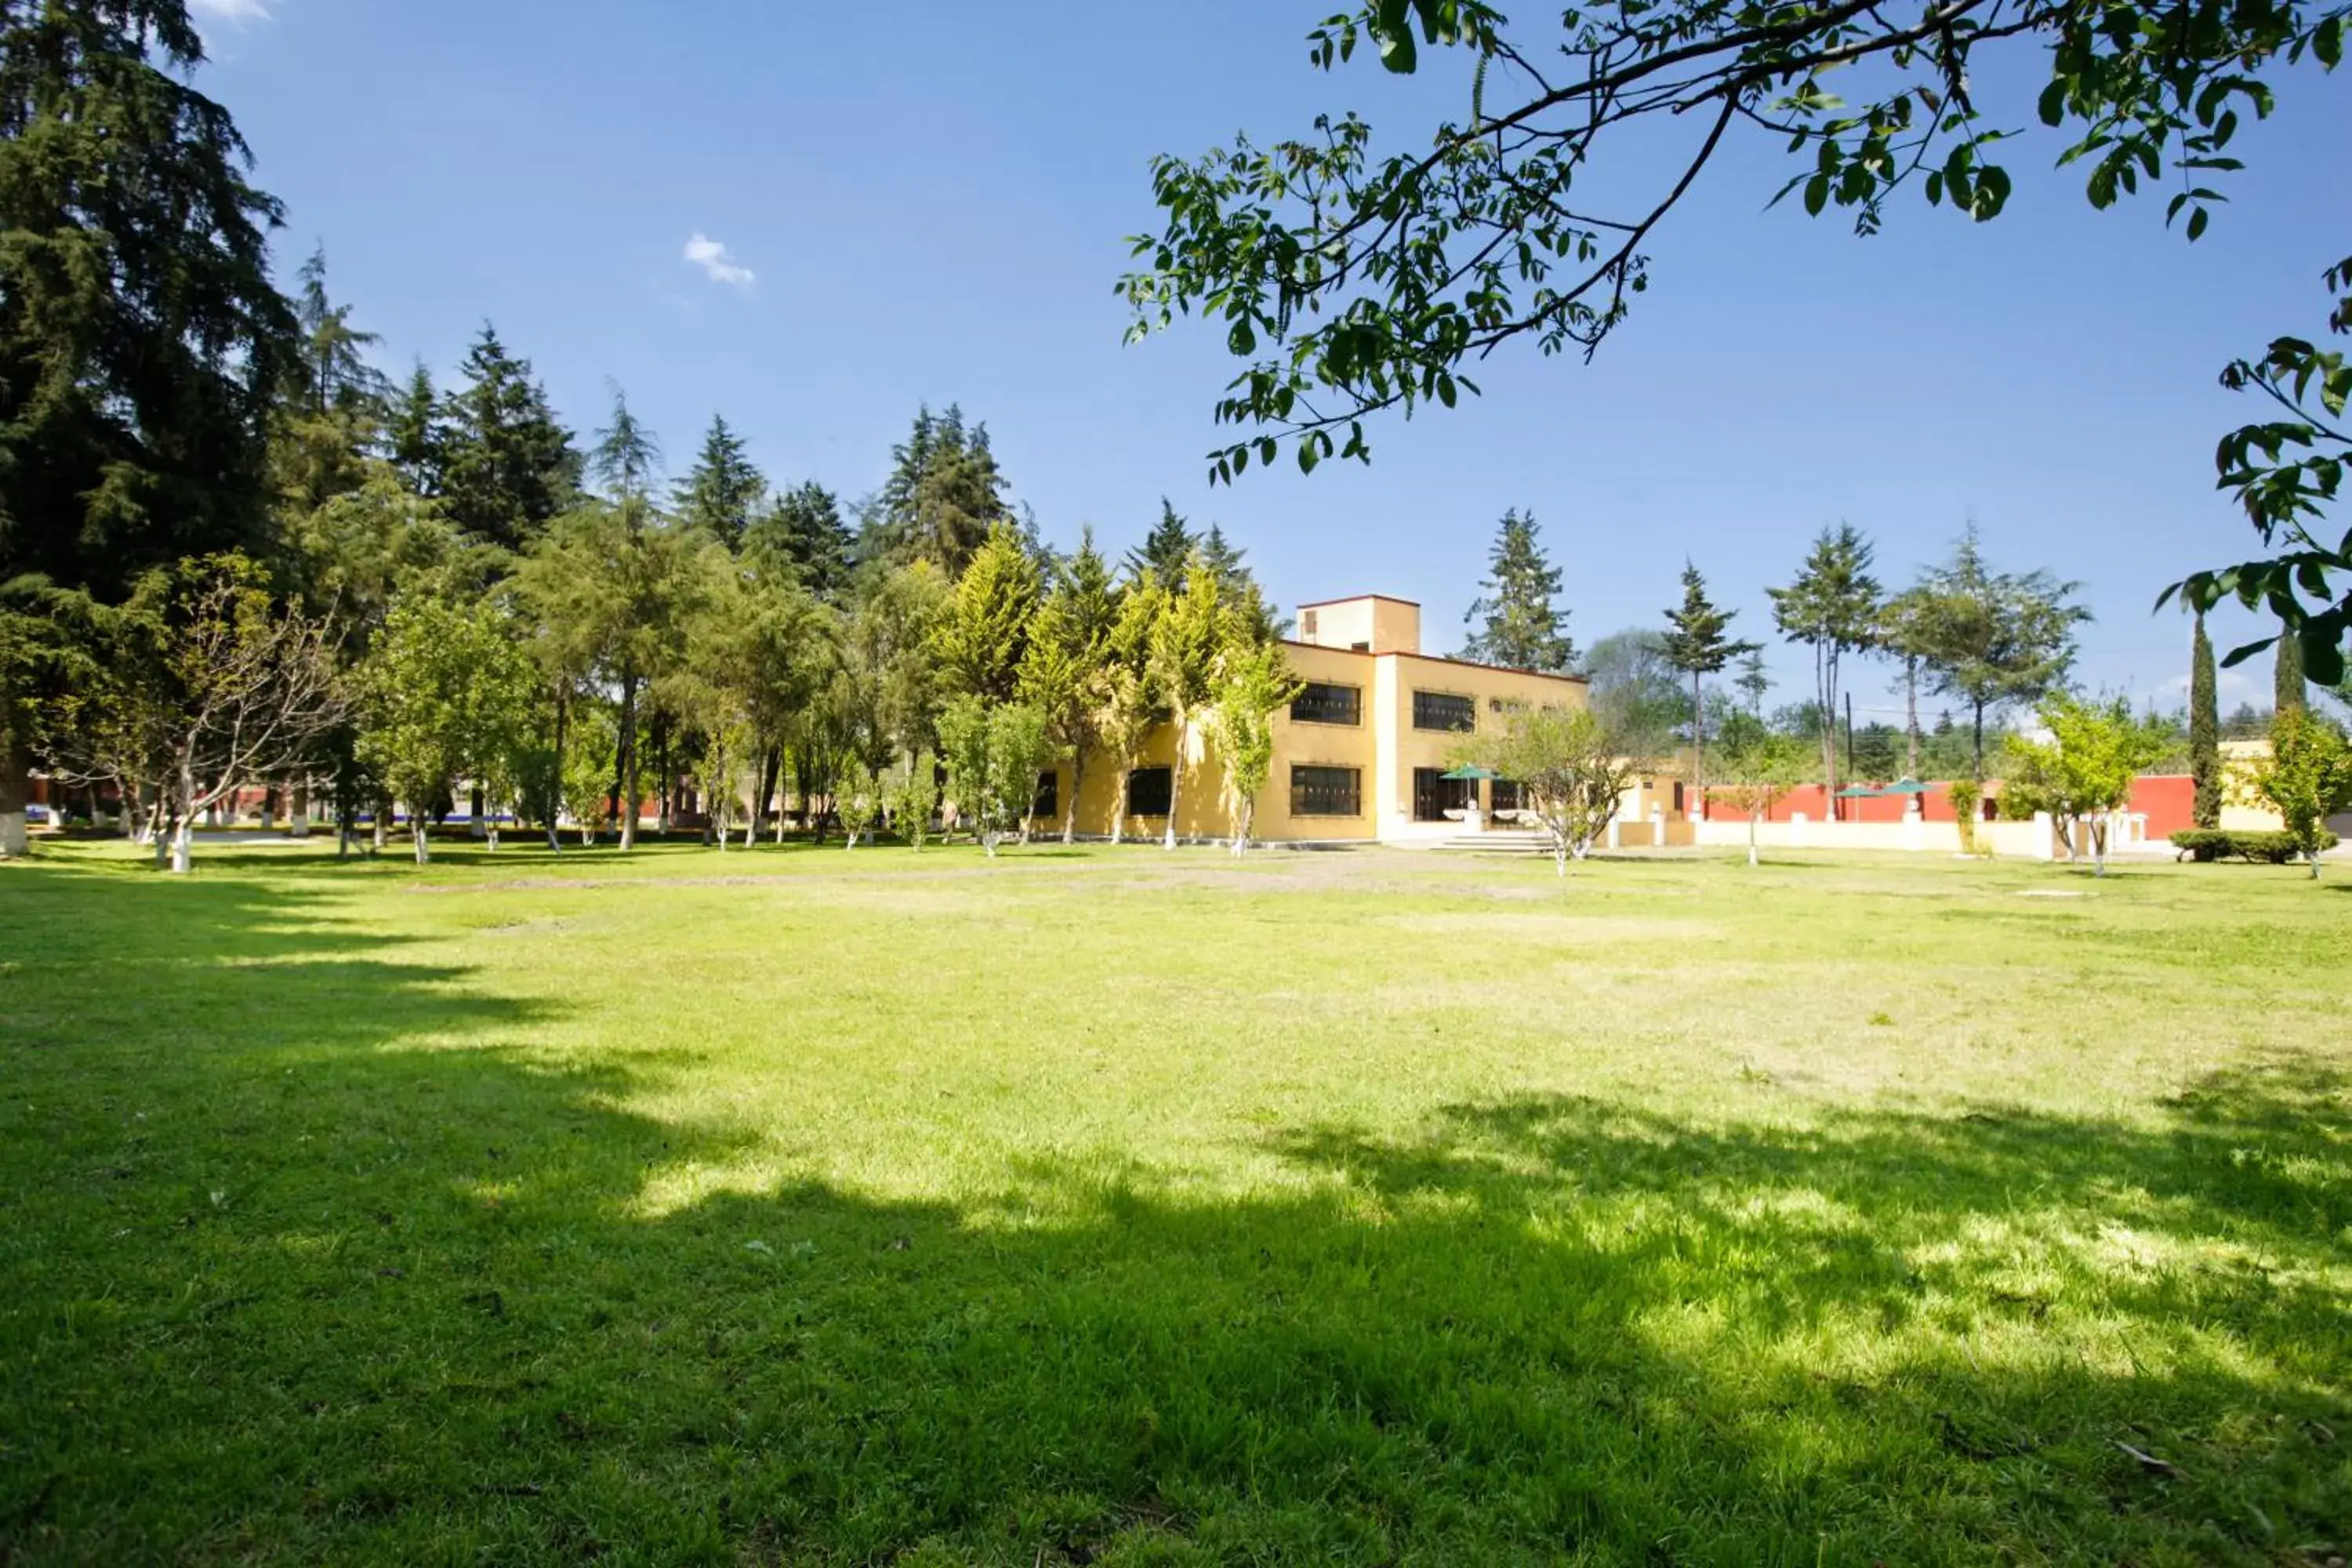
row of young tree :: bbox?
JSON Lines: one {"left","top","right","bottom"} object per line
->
{"left": 1453, "top": 505, "right": 2351, "bottom": 877}
{"left": 1454, "top": 510, "right": 2096, "bottom": 793}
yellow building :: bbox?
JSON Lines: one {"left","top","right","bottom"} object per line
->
{"left": 1045, "top": 594, "right": 1596, "bottom": 844}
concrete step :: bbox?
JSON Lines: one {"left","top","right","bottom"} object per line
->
{"left": 1431, "top": 830, "right": 1553, "bottom": 854}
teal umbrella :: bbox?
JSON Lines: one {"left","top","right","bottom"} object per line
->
{"left": 1442, "top": 764, "right": 1501, "bottom": 781}
{"left": 1832, "top": 785, "right": 1884, "bottom": 799}
{"left": 1881, "top": 778, "right": 1933, "bottom": 794}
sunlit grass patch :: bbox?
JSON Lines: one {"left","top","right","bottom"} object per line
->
{"left": 2, "top": 837, "right": 2347, "bottom": 1563}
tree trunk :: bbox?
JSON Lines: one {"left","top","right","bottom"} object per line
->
{"left": 1903, "top": 656, "right": 1921, "bottom": 779}
{"left": 750, "top": 747, "right": 770, "bottom": 842}
{"left": 1163, "top": 724, "right": 1185, "bottom": 850}
{"left": 1748, "top": 812, "right": 1760, "bottom": 867}
{"left": 618, "top": 667, "right": 640, "bottom": 851}
{"left": 168, "top": 763, "right": 197, "bottom": 874}
{"left": 1232, "top": 797, "right": 1253, "bottom": 856}
{"left": 1690, "top": 669, "right": 1705, "bottom": 800}
{"left": 485, "top": 814, "right": 500, "bottom": 853}
{"left": 655, "top": 712, "right": 673, "bottom": 836}
{"left": 1111, "top": 767, "right": 1127, "bottom": 844}
{"left": 1064, "top": 751, "right": 1083, "bottom": 844}
{"left": 1971, "top": 699, "right": 1987, "bottom": 782}
{"left": 372, "top": 796, "right": 390, "bottom": 855}
{"left": 469, "top": 782, "right": 486, "bottom": 839}
{"left": 2092, "top": 818, "right": 2107, "bottom": 877}
{"left": 1817, "top": 643, "right": 1837, "bottom": 822}
{"left": 290, "top": 778, "right": 310, "bottom": 838}
{"left": 0, "top": 730, "right": 31, "bottom": 859}
{"left": 412, "top": 821, "right": 431, "bottom": 866}
{"left": 546, "top": 688, "right": 568, "bottom": 850}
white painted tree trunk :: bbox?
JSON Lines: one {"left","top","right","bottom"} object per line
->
{"left": 289, "top": 779, "right": 310, "bottom": 838}
{"left": 412, "top": 822, "right": 431, "bottom": 866}
{"left": 1163, "top": 728, "right": 1185, "bottom": 851}
{"left": 169, "top": 819, "right": 193, "bottom": 875}
{"left": 1748, "top": 813, "right": 1761, "bottom": 867}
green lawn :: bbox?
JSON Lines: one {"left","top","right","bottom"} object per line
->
{"left": 2, "top": 837, "right": 2347, "bottom": 1566}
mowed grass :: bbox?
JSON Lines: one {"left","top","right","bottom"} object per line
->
{"left": 2, "top": 837, "right": 2347, "bottom": 1566}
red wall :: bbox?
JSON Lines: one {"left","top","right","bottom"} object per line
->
{"left": 1697, "top": 781, "right": 1991, "bottom": 823}
{"left": 1699, "top": 774, "right": 2201, "bottom": 833}
{"left": 2129, "top": 775, "right": 2197, "bottom": 836}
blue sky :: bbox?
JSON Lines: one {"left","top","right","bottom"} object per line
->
{"left": 191, "top": 0, "right": 2349, "bottom": 724}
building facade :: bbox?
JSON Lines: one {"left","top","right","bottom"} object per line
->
{"left": 1045, "top": 594, "right": 1594, "bottom": 845}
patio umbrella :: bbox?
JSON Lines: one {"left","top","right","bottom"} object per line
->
{"left": 1881, "top": 778, "right": 1933, "bottom": 794}
{"left": 1441, "top": 764, "right": 1501, "bottom": 781}
{"left": 1831, "top": 785, "right": 1884, "bottom": 799}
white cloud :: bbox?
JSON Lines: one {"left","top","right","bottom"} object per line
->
{"left": 683, "top": 233, "right": 755, "bottom": 289}
{"left": 189, "top": 0, "right": 273, "bottom": 23}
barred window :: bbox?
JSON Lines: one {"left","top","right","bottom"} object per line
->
{"left": 1491, "top": 780, "right": 1523, "bottom": 813}
{"left": 1289, "top": 682, "right": 1361, "bottom": 726}
{"left": 1127, "top": 766, "right": 1173, "bottom": 817}
{"left": 1290, "top": 765, "right": 1362, "bottom": 817}
{"left": 1033, "top": 770, "right": 1058, "bottom": 819}
{"left": 1413, "top": 690, "right": 1475, "bottom": 732}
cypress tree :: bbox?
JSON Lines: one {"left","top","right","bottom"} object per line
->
{"left": 2190, "top": 608, "right": 2221, "bottom": 829}
{"left": 2276, "top": 621, "right": 2308, "bottom": 717}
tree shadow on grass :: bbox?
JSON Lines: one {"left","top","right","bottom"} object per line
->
{"left": 2, "top": 858, "right": 2347, "bottom": 1565}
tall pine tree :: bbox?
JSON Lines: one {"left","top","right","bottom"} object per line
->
{"left": 386, "top": 360, "right": 443, "bottom": 495}
{"left": 1461, "top": 510, "right": 1576, "bottom": 673}
{"left": 747, "top": 481, "right": 855, "bottom": 601}
{"left": 1659, "top": 561, "right": 1759, "bottom": 797}
{"left": 1769, "top": 524, "right": 1883, "bottom": 807}
{"left": 865, "top": 404, "right": 1010, "bottom": 573}
{"left": 1127, "top": 499, "right": 1197, "bottom": 583}
{"left": 677, "top": 414, "right": 764, "bottom": 547}
{"left": 437, "top": 325, "right": 579, "bottom": 553}
{"left": 0, "top": 0, "right": 300, "bottom": 855}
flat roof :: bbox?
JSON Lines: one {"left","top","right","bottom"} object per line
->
{"left": 1294, "top": 593, "right": 1422, "bottom": 611}
{"left": 1278, "top": 640, "right": 1589, "bottom": 685}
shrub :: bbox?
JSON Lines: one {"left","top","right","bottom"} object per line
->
{"left": 2169, "top": 828, "right": 2341, "bottom": 864}
{"left": 2170, "top": 829, "right": 2227, "bottom": 862}
{"left": 1948, "top": 779, "right": 1983, "bottom": 855}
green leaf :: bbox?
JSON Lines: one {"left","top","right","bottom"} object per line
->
{"left": 2317, "top": 15, "right": 2343, "bottom": 69}
{"left": 1374, "top": 0, "right": 1418, "bottom": 72}
{"left": 1802, "top": 174, "right": 1829, "bottom": 216}
{"left": 2037, "top": 79, "right": 2067, "bottom": 128}
{"left": 2186, "top": 205, "right": 2209, "bottom": 241}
